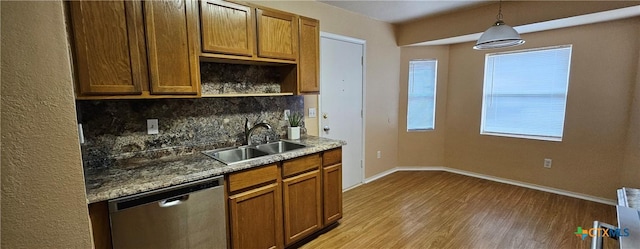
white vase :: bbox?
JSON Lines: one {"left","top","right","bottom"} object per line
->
{"left": 288, "top": 127, "right": 300, "bottom": 140}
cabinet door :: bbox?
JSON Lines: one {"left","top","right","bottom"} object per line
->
{"left": 69, "top": 1, "right": 146, "bottom": 95}
{"left": 88, "top": 202, "right": 112, "bottom": 249}
{"left": 323, "top": 163, "right": 343, "bottom": 225}
{"left": 282, "top": 170, "right": 322, "bottom": 245}
{"left": 200, "top": 0, "right": 254, "bottom": 56}
{"left": 298, "top": 17, "right": 319, "bottom": 93}
{"left": 144, "top": 0, "right": 200, "bottom": 94}
{"left": 229, "top": 183, "right": 283, "bottom": 249}
{"left": 256, "top": 8, "right": 298, "bottom": 61}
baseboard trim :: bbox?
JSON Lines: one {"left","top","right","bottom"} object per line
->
{"left": 365, "top": 166, "right": 616, "bottom": 206}
{"left": 364, "top": 168, "right": 398, "bottom": 184}
{"left": 343, "top": 183, "right": 363, "bottom": 192}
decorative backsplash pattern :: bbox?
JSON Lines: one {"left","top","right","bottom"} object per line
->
{"left": 200, "top": 62, "right": 283, "bottom": 94}
{"left": 77, "top": 96, "right": 304, "bottom": 169}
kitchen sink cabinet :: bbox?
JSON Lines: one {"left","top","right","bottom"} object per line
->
{"left": 69, "top": 0, "right": 200, "bottom": 99}
{"left": 227, "top": 164, "right": 283, "bottom": 249}
{"left": 297, "top": 17, "right": 320, "bottom": 94}
{"left": 322, "top": 148, "right": 343, "bottom": 225}
{"left": 229, "top": 183, "right": 284, "bottom": 249}
{"left": 226, "top": 149, "right": 342, "bottom": 248}
{"left": 282, "top": 170, "right": 322, "bottom": 245}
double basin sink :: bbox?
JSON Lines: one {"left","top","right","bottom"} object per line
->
{"left": 202, "top": 140, "right": 307, "bottom": 165}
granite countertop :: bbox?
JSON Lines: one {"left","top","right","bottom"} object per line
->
{"left": 84, "top": 136, "right": 346, "bottom": 203}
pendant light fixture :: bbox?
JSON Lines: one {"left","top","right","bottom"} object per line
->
{"left": 473, "top": 0, "right": 524, "bottom": 50}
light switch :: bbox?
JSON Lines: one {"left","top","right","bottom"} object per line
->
{"left": 308, "top": 108, "right": 316, "bottom": 118}
{"left": 78, "top": 123, "right": 85, "bottom": 144}
{"left": 284, "top": 110, "right": 290, "bottom": 120}
{"left": 147, "top": 119, "right": 159, "bottom": 135}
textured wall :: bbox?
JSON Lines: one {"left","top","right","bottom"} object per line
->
{"left": 248, "top": 0, "right": 401, "bottom": 178}
{"left": 77, "top": 96, "right": 304, "bottom": 169}
{"left": 1, "top": 1, "right": 93, "bottom": 248}
{"left": 621, "top": 26, "right": 640, "bottom": 188}
{"left": 444, "top": 18, "right": 640, "bottom": 199}
{"left": 397, "top": 46, "right": 449, "bottom": 166}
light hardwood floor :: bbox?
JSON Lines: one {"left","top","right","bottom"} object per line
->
{"left": 301, "top": 171, "right": 617, "bottom": 249}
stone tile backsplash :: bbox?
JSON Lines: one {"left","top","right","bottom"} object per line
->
{"left": 77, "top": 96, "right": 304, "bottom": 169}
{"left": 200, "top": 62, "right": 284, "bottom": 95}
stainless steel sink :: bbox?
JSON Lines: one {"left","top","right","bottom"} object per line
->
{"left": 255, "top": 141, "right": 306, "bottom": 154}
{"left": 202, "top": 140, "right": 307, "bottom": 165}
{"left": 202, "top": 147, "right": 269, "bottom": 165}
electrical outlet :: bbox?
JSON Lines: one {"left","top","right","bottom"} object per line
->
{"left": 147, "top": 119, "right": 159, "bottom": 135}
{"left": 544, "top": 158, "right": 552, "bottom": 168}
{"left": 308, "top": 108, "right": 316, "bottom": 118}
{"left": 377, "top": 151, "right": 381, "bottom": 159}
{"left": 284, "top": 110, "right": 290, "bottom": 120}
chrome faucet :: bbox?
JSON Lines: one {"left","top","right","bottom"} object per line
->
{"left": 244, "top": 118, "right": 272, "bottom": 145}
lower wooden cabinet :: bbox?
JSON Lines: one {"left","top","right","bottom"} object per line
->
{"left": 227, "top": 148, "right": 342, "bottom": 249}
{"left": 322, "top": 148, "right": 343, "bottom": 225}
{"left": 323, "top": 163, "right": 343, "bottom": 225}
{"left": 228, "top": 183, "right": 283, "bottom": 249}
{"left": 282, "top": 170, "right": 322, "bottom": 245}
{"left": 88, "top": 201, "right": 112, "bottom": 249}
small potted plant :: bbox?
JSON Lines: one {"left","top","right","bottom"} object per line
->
{"left": 287, "top": 112, "right": 303, "bottom": 140}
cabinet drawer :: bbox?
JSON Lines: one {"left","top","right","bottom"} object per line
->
{"left": 282, "top": 154, "right": 320, "bottom": 178}
{"left": 322, "top": 148, "right": 342, "bottom": 166}
{"left": 228, "top": 164, "right": 278, "bottom": 192}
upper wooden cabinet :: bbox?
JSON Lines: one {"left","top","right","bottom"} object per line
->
{"left": 69, "top": 0, "right": 200, "bottom": 99}
{"left": 197, "top": 1, "right": 319, "bottom": 96}
{"left": 199, "top": 0, "right": 254, "bottom": 56}
{"left": 298, "top": 17, "right": 320, "bottom": 93}
{"left": 199, "top": 3, "right": 299, "bottom": 63}
{"left": 256, "top": 8, "right": 298, "bottom": 61}
{"left": 144, "top": 0, "right": 200, "bottom": 94}
{"left": 70, "top": 0, "right": 319, "bottom": 98}
{"left": 69, "top": 1, "right": 146, "bottom": 95}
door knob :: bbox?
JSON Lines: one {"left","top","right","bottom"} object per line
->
{"left": 323, "top": 126, "right": 330, "bottom": 132}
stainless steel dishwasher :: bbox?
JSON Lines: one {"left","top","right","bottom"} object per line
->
{"left": 108, "top": 176, "right": 227, "bottom": 249}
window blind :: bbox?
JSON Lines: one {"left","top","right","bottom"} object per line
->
{"left": 481, "top": 45, "right": 572, "bottom": 141}
{"left": 407, "top": 59, "right": 437, "bottom": 131}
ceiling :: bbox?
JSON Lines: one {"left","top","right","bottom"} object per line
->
{"left": 319, "top": 0, "right": 493, "bottom": 24}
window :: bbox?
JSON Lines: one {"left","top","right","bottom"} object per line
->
{"left": 407, "top": 59, "right": 437, "bottom": 131}
{"left": 481, "top": 45, "right": 572, "bottom": 141}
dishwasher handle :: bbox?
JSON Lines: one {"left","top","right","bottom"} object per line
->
{"left": 158, "top": 195, "right": 189, "bottom": 208}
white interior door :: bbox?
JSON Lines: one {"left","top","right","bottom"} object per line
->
{"left": 320, "top": 33, "right": 364, "bottom": 190}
